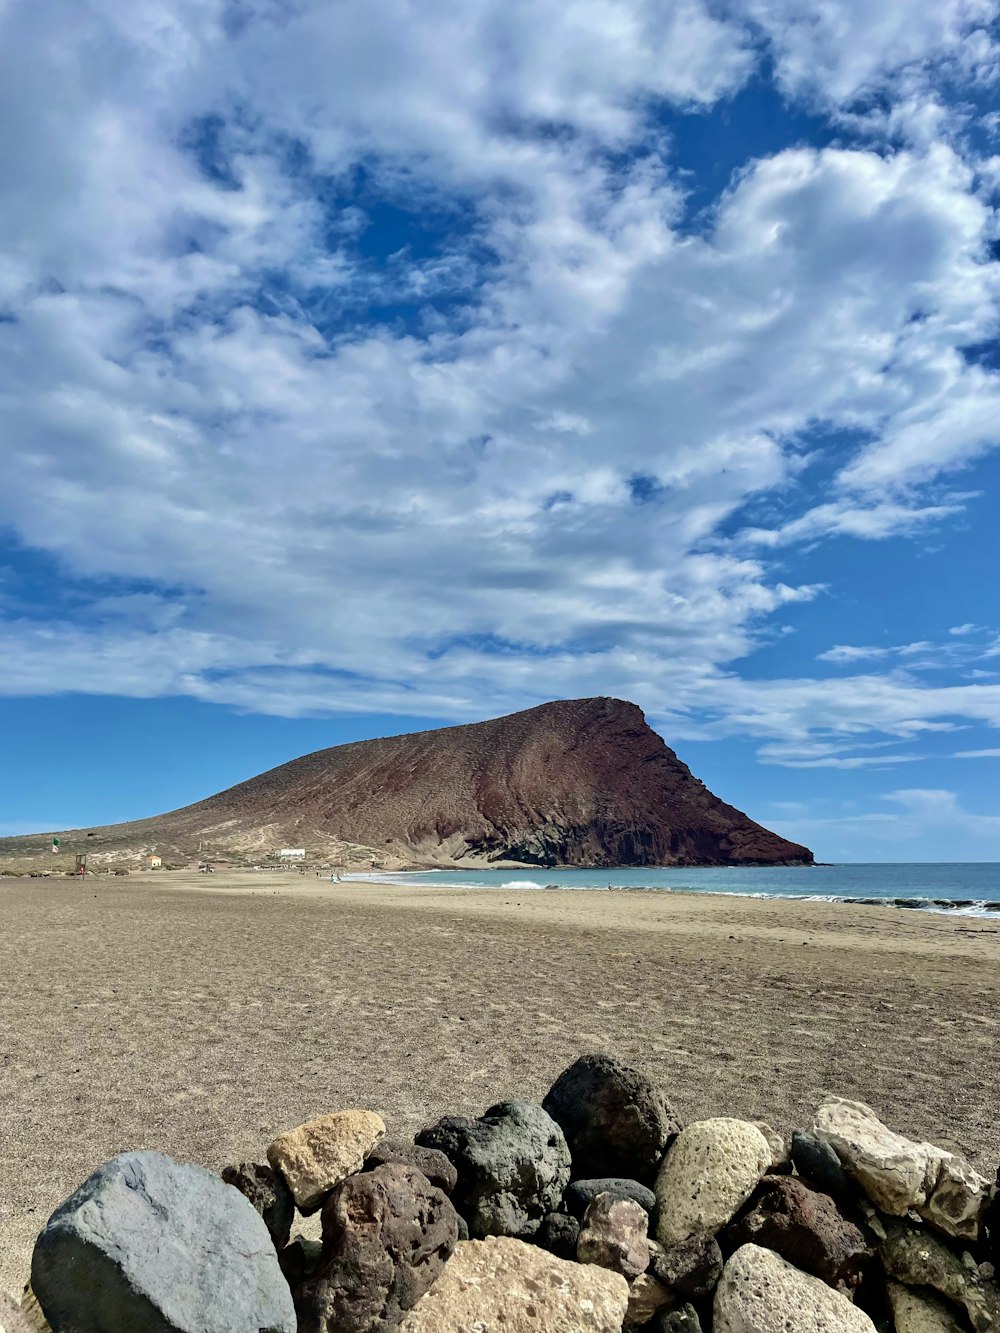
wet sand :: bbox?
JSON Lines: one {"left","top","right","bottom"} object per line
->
{"left": 2, "top": 869, "right": 1000, "bottom": 1293}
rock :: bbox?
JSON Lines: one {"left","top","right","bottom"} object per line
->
{"left": 543, "top": 1054, "right": 680, "bottom": 1184}
{"left": 30, "top": 1150, "right": 295, "bottom": 1333}
{"left": 654, "top": 1119, "right": 771, "bottom": 1245}
{"left": 652, "top": 1306, "right": 703, "bottom": 1333}
{"left": 577, "top": 1194, "right": 649, "bottom": 1280}
{"left": 880, "top": 1217, "right": 1000, "bottom": 1332}
{"left": 791, "top": 1130, "right": 852, "bottom": 1200}
{"left": 713, "top": 1243, "right": 877, "bottom": 1333}
{"left": 221, "top": 1161, "right": 295, "bottom": 1250}
{"left": 564, "top": 1177, "right": 657, "bottom": 1220}
{"left": 0, "top": 1293, "right": 49, "bottom": 1333}
{"left": 362, "top": 1138, "right": 457, "bottom": 1195}
{"left": 625, "top": 1272, "right": 673, "bottom": 1327}
{"left": 278, "top": 1238, "right": 324, "bottom": 1288}
{"left": 397, "top": 1235, "right": 630, "bottom": 1332}
{"left": 721, "top": 1175, "right": 872, "bottom": 1293}
{"left": 267, "top": 1109, "right": 386, "bottom": 1211}
{"left": 753, "top": 1122, "right": 791, "bottom": 1174}
{"left": 535, "top": 1210, "right": 581, "bottom": 1261}
{"left": 887, "top": 1281, "right": 967, "bottom": 1333}
{"left": 455, "top": 1214, "right": 469, "bottom": 1241}
{"left": 293, "top": 1162, "right": 458, "bottom": 1333}
{"left": 649, "top": 1232, "right": 723, "bottom": 1301}
{"left": 416, "top": 1100, "right": 570, "bottom": 1239}
{"left": 813, "top": 1098, "right": 989, "bottom": 1239}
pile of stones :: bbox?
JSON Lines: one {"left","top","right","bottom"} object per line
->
{"left": 5, "top": 1054, "right": 1000, "bottom": 1333}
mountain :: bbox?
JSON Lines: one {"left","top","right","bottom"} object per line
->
{"left": 0, "top": 698, "right": 812, "bottom": 869}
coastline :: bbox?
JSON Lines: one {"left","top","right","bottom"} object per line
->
{"left": 3, "top": 870, "right": 1000, "bottom": 1294}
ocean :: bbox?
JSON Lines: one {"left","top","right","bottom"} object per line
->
{"left": 346, "top": 863, "right": 1000, "bottom": 914}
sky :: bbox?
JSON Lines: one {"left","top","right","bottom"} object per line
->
{"left": 1, "top": 0, "right": 1000, "bottom": 861}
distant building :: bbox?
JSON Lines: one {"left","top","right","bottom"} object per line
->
{"left": 145, "top": 854, "right": 162, "bottom": 868}
{"left": 278, "top": 848, "right": 306, "bottom": 860}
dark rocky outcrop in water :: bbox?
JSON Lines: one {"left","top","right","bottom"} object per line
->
{"left": 0, "top": 697, "right": 812, "bottom": 868}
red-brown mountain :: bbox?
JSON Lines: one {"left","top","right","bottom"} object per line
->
{"left": 3, "top": 697, "right": 812, "bottom": 868}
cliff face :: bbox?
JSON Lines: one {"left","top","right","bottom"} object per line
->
{"left": 4, "top": 697, "right": 811, "bottom": 868}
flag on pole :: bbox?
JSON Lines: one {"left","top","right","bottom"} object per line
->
{"left": 52, "top": 838, "right": 60, "bottom": 852}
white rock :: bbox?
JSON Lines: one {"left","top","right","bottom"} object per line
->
{"left": 398, "top": 1236, "right": 629, "bottom": 1332}
{"left": 714, "top": 1244, "right": 877, "bottom": 1333}
{"left": 655, "top": 1119, "right": 771, "bottom": 1245}
{"left": 813, "top": 1098, "right": 988, "bottom": 1239}
{"left": 887, "top": 1281, "right": 967, "bottom": 1333}
{"left": 267, "top": 1109, "right": 385, "bottom": 1210}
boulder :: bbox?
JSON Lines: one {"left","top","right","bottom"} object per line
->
{"left": 880, "top": 1217, "right": 1000, "bottom": 1332}
{"left": 813, "top": 1099, "right": 988, "bottom": 1239}
{"left": 293, "top": 1163, "right": 458, "bottom": 1333}
{"left": 220, "top": 1161, "right": 294, "bottom": 1250}
{"left": 649, "top": 1232, "right": 723, "bottom": 1301}
{"left": 753, "top": 1123, "right": 791, "bottom": 1174}
{"left": 577, "top": 1194, "right": 649, "bottom": 1280}
{"left": 543, "top": 1054, "right": 680, "bottom": 1184}
{"left": 721, "top": 1175, "right": 872, "bottom": 1293}
{"left": 30, "top": 1150, "right": 295, "bottom": 1333}
{"left": 790, "top": 1131, "right": 852, "bottom": 1201}
{"left": 415, "top": 1100, "right": 570, "bottom": 1239}
{"left": 268, "top": 1110, "right": 386, "bottom": 1212}
{"left": 713, "top": 1243, "right": 877, "bottom": 1333}
{"left": 278, "top": 1237, "right": 324, "bottom": 1288}
{"left": 887, "top": 1281, "right": 967, "bottom": 1333}
{"left": 564, "top": 1178, "right": 657, "bottom": 1220}
{"left": 653, "top": 1305, "right": 702, "bottom": 1333}
{"left": 624, "top": 1272, "right": 673, "bottom": 1327}
{"left": 535, "top": 1210, "right": 581, "bottom": 1261}
{"left": 654, "top": 1119, "right": 771, "bottom": 1245}
{"left": 362, "top": 1138, "right": 457, "bottom": 1195}
{"left": 396, "top": 1236, "right": 630, "bottom": 1332}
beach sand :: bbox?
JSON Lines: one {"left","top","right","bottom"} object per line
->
{"left": 2, "top": 869, "right": 999, "bottom": 1293}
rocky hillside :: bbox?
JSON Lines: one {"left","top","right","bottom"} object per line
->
{"left": 0, "top": 697, "right": 812, "bottom": 869}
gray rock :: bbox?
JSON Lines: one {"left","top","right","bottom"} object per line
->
{"left": 564, "top": 1177, "right": 657, "bottom": 1220}
{"left": 543, "top": 1054, "right": 680, "bottom": 1184}
{"left": 31, "top": 1150, "right": 295, "bottom": 1333}
{"left": 880, "top": 1216, "right": 1000, "bottom": 1332}
{"left": 714, "top": 1243, "right": 877, "bottom": 1333}
{"left": 652, "top": 1305, "right": 703, "bottom": 1333}
{"left": 221, "top": 1161, "right": 294, "bottom": 1250}
{"left": 416, "top": 1100, "right": 570, "bottom": 1239}
{"left": 649, "top": 1232, "right": 723, "bottom": 1301}
{"left": 577, "top": 1194, "right": 649, "bottom": 1280}
{"left": 293, "top": 1163, "right": 458, "bottom": 1333}
{"left": 791, "top": 1131, "right": 852, "bottom": 1200}
{"left": 362, "top": 1137, "right": 457, "bottom": 1195}
{"left": 535, "top": 1211, "right": 581, "bottom": 1261}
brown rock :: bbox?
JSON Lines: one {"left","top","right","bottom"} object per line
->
{"left": 221, "top": 1161, "right": 294, "bottom": 1249}
{"left": 577, "top": 1194, "right": 650, "bottom": 1280}
{"left": 267, "top": 1109, "right": 385, "bottom": 1211}
{"left": 880, "top": 1217, "right": 1000, "bottom": 1332}
{"left": 294, "top": 1163, "right": 458, "bottom": 1333}
{"left": 625, "top": 1272, "right": 674, "bottom": 1327}
{"left": 397, "top": 1236, "right": 630, "bottom": 1332}
{"left": 887, "top": 1281, "right": 967, "bottom": 1333}
{"left": 649, "top": 1232, "right": 723, "bottom": 1301}
{"left": 363, "top": 1138, "right": 457, "bottom": 1195}
{"left": 722, "top": 1175, "right": 872, "bottom": 1293}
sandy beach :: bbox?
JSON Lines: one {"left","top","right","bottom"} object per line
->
{"left": 2, "top": 870, "right": 999, "bottom": 1294}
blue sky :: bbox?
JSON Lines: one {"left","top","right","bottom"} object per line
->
{"left": 2, "top": 0, "right": 1000, "bottom": 861}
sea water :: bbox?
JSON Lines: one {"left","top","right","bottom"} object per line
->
{"left": 345, "top": 863, "right": 1000, "bottom": 914}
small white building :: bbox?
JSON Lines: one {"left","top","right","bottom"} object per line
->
{"left": 145, "top": 854, "right": 162, "bottom": 869}
{"left": 278, "top": 848, "right": 306, "bottom": 860}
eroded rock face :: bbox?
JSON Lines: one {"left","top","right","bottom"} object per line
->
{"left": 220, "top": 1161, "right": 294, "bottom": 1250}
{"left": 887, "top": 1281, "right": 968, "bottom": 1333}
{"left": 813, "top": 1098, "right": 989, "bottom": 1239}
{"left": 649, "top": 1233, "right": 723, "bottom": 1302}
{"left": 543, "top": 1054, "right": 680, "bottom": 1184}
{"left": 721, "top": 1175, "right": 872, "bottom": 1293}
{"left": 577, "top": 1194, "right": 650, "bottom": 1280}
{"left": 415, "top": 1100, "right": 570, "bottom": 1239}
{"left": 267, "top": 1110, "right": 386, "bottom": 1211}
{"left": 880, "top": 1217, "right": 1000, "bottom": 1332}
{"left": 396, "top": 1236, "right": 630, "bottom": 1332}
{"left": 713, "top": 1244, "right": 877, "bottom": 1333}
{"left": 30, "top": 1151, "right": 295, "bottom": 1333}
{"left": 361, "top": 1138, "right": 457, "bottom": 1195}
{"left": 293, "top": 1163, "right": 458, "bottom": 1333}
{"left": 654, "top": 1119, "right": 771, "bottom": 1245}
{"left": 564, "top": 1177, "right": 657, "bottom": 1220}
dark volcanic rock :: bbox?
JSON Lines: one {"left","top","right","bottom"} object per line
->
{"left": 535, "top": 1211, "right": 581, "bottom": 1261}
{"left": 650, "top": 1233, "right": 723, "bottom": 1301}
{"left": 652, "top": 1305, "right": 704, "bottom": 1333}
{"left": 221, "top": 1160, "right": 294, "bottom": 1250}
{"left": 564, "top": 1177, "right": 657, "bottom": 1220}
{"left": 18, "top": 697, "right": 814, "bottom": 867}
{"left": 279, "top": 1237, "right": 324, "bottom": 1287}
{"left": 721, "top": 1176, "right": 872, "bottom": 1293}
{"left": 543, "top": 1053, "right": 680, "bottom": 1184}
{"left": 31, "top": 1150, "right": 294, "bottom": 1333}
{"left": 362, "top": 1137, "right": 457, "bottom": 1195}
{"left": 790, "top": 1130, "right": 852, "bottom": 1201}
{"left": 293, "top": 1163, "right": 458, "bottom": 1333}
{"left": 416, "top": 1100, "right": 570, "bottom": 1239}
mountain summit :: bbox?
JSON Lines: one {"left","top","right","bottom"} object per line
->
{"left": 2, "top": 698, "right": 812, "bottom": 869}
